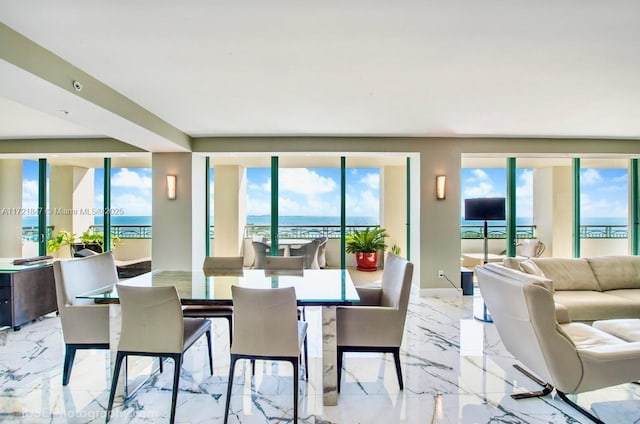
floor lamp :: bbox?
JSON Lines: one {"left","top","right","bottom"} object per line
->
{"left": 464, "top": 197, "right": 506, "bottom": 322}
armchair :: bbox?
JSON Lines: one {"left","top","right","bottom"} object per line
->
{"left": 476, "top": 263, "right": 640, "bottom": 424}
{"left": 52, "top": 252, "right": 118, "bottom": 385}
{"left": 336, "top": 253, "right": 414, "bottom": 391}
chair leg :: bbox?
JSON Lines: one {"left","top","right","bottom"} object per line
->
{"left": 169, "top": 353, "right": 182, "bottom": 424}
{"left": 224, "top": 355, "right": 238, "bottom": 424}
{"left": 556, "top": 391, "right": 605, "bottom": 424}
{"left": 226, "top": 315, "right": 233, "bottom": 346}
{"left": 106, "top": 352, "right": 126, "bottom": 422}
{"left": 337, "top": 347, "right": 343, "bottom": 393}
{"left": 205, "top": 329, "right": 214, "bottom": 375}
{"left": 159, "top": 357, "right": 164, "bottom": 373}
{"left": 511, "top": 364, "right": 554, "bottom": 399}
{"left": 303, "top": 335, "right": 309, "bottom": 380}
{"left": 292, "top": 358, "right": 299, "bottom": 424}
{"left": 62, "top": 344, "right": 77, "bottom": 385}
{"left": 392, "top": 347, "right": 404, "bottom": 390}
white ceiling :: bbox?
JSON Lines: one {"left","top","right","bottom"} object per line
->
{"left": 1, "top": 0, "right": 640, "bottom": 152}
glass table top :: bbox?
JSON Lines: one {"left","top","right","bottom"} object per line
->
{"left": 77, "top": 269, "right": 360, "bottom": 306}
{"left": 0, "top": 258, "right": 55, "bottom": 273}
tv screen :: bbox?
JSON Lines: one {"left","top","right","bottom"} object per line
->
{"left": 464, "top": 197, "right": 506, "bottom": 221}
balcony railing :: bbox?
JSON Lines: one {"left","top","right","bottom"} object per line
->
{"left": 244, "top": 224, "right": 379, "bottom": 239}
{"left": 22, "top": 223, "right": 629, "bottom": 242}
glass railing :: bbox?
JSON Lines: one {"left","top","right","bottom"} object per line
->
{"left": 21, "top": 226, "right": 55, "bottom": 242}
{"left": 244, "top": 224, "right": 379, "bottom": 239}
{"left": 579, "top": 225, "right": 628, "bottom": 238}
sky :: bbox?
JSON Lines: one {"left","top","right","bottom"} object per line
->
{"left": 20, "top": 161, "right": 629, "bottom": 223}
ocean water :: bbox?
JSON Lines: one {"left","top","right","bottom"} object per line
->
{"left": 22, "top": 215, "right": 380, "bottom": 227}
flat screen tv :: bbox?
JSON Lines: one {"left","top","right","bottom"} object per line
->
{"left": 464, "top": 197, "right": 506, "bottom": 221}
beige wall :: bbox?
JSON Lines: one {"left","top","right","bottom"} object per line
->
{"left": 382, "top": 165, "right": 407, "bottom": 256}
{"left": 49, "top": 165, "right": 94, "bottom": 236}
{"left": 0, "top": 159, "right": 23, "bottom": 257}
{"left": 152, "top": 153, "right": 206, "bottom": 270}
{"left": 213, "top": 165, "right": 246, "bottom": 256}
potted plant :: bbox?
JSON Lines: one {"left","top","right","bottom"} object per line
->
{"left": 345, "top": 227, "right": 388, "bottom": 272}
{"left": 47, "top": 229, "right": 119, "bottom": 256}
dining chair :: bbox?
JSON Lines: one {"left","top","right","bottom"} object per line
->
{"left": 106, "top": 284, "right": 213, "bottom": 424}
{"left": 336, "top": 253, "right": 414, "bottom": 391}
{"left": 264, "top": 255, "right": 304, "bottom": 275}
{"left": 182, "top": 256, "right": 243, "bottom": 345}
{"left": 52, "top": 251, "right": 118, "bottom": 385}
{"left": 290, "top": 238, "right": 321, "bottom": 269}
{"left": 261, "top": 255, "right": 308, "bottom": 377}
{"left": 223, "top": 286, "right": 307, "bottom": 424}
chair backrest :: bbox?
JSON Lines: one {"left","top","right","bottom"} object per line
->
{"left": 292, "top": 239, "right": 320, "bottom": 269}
{"left": 519, "top": 239, "right": 545, "bottom": 258}
{"left": 252, "top": 241, "right": 270, "bottom": 269}
{"left": 203, "top": 256, "right": 244, "bottom": 275}
{"left": 116, "top": 284, "right": 184, "bottom": 354}
{"left": 231, "top": 286, "right": 300, "bottom": 357}
{"left": 264, "top": 256, "right": 304, "bottom": 275}
{"left": 53, "top": 251, "right": 119, "bottom": 308}
{"left": 380, "top": 253, "right": 414, "bottom": 311}
{"left": 476, "top": 264, "right": 583, "bottom": 391}
{"left": 316, "top": 237, "right": 329, "bottom": 268}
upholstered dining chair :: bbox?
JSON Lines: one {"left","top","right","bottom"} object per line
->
{"left": 336, "top": 253, "right": 414, "bottom": 391}
{"left": 264, "top": 255, "right": 304, "bottom": 275}
{"left": 106, "top": 284, "right": 213, "bottom": 424}
{"left": 53, "top": 251, "right": 118, "bottom": 385}
{"left": 223, "top": 286, "right": 307, "bottom": 424}
{"left": 182, "top": 256, "right": 242, "bottom": 345}
{"left": 290, "top": 238, "right": 321, "bottom": 269}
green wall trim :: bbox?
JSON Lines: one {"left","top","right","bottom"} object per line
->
{"left": 205, "top": 156, "right": 211, "bottom": 257}
{"left": 341, "top": 157, "right": 346, "bottom": 269}
{"left": 631, "top": 159, "right": 639, "bottom": 255}
{"left": 572, "top": 158, "right": 581, "bottom": 258}
{"left": 38, "top": 158, "right": 47, "bottom": 256}
{"left": 506, "top": 158, "right": 517, "bottom": 257}
{"left": 270, "top": 157, "right": 279, "bottom": 255}
{"left": 406, "top": 157, "right": 411, "bottom": 261}
{"left": 103, "top": 158, "right": 111, "bottom": 251}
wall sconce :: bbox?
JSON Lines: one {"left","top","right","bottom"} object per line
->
{"left": 435, "top": 175, "right": 446, "bottom": 200}
{"left": 166, "top": 175, "right": 177, "bottom": 200}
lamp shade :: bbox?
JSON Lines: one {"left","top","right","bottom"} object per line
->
{"left": 166, "top": 175, "right": 177, "bottom": 200}
{"left": 435, "top": 175, "right": 446, "bottom": 200}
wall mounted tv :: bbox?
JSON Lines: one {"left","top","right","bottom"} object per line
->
{"left": 464, "top": 197, "right": 506, "bottom": 221}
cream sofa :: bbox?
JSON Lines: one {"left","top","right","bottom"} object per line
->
{"left": 491, "top": 256, "right": 640, "bottom": 321}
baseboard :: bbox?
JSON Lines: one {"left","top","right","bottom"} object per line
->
{"left": 420, "top": 288, "right": 462, "bottom": 297}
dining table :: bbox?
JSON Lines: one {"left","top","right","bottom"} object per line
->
{"left": 77, "top": 268, "right": 360, "bottom": 406}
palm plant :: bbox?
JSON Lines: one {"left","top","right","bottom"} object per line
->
{"left": 345, "top": 227, "right": 388, "bottom": 253}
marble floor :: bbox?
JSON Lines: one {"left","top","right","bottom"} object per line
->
{"left": 1, "top": 289, "right": 639, "bottom": 423}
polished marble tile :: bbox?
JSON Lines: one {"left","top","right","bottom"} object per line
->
{"left": 1, "top": 291, "right": 639, "bottom": 423}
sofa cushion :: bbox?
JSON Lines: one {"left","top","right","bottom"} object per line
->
{"left": 531, "top": 258, "right": 601, "bottom": 291}
{"left": 520, "top": 259, "right": 545, "bottom": 277}
{"left": 552, "top": 290, "right": 640, "bottom": 321}
{"left": 587, "top": 256, "right": 640, "bottom": 291}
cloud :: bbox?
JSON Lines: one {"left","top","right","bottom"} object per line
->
{"left": 467, "top": 169, "right": 490, "bottom": 182}
{"left": 278, "top": 169, "right": 336, "bottom": 194}
{"left": 111, "top": 168, "right": 152, "bottom": 189}
{"left": 581, "top": 169, "right": 603, "bottom": 185}
{"left": 346, "top": 190, "right": 379, "bottom": 218}
{"left": 21, "top": 179, "right": 38, "bottom": 210}
{"left": 112, "top": 193, "right": 151, "bottom": 216}
{"left": 464, "top": 168, "right": 498, "bottom": 197}
{"left": 465, "top": 182, "right": 495, "bottom": 197}
{"left": 359, "top": 173, "right": 379, "bottom": 190}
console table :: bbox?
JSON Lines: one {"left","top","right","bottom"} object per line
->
{"left": 0, "top": 259, "right": 57, "bottom": 331}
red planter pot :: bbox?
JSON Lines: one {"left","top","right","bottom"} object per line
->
{"left": 355, "top": 252, "right": 379, "bottom": 272}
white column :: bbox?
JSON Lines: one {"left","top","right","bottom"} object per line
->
{"left": 0, "top": 160, "right": 23, "bottom": 257}
{"left": 213, "top": 165, "right": 247, "bottom": 257}
{"left": 382, "top": 165, "right": 407, "bottom": 259}
{"left": 534, "top": 166, "right": 572, "bottom": 257}
{"left": 49, "top": 166, "right": 94, "bottom": 238}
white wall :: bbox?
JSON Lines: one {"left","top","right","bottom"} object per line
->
{"left": 0, "top": 159, "right": 23, "bottom": 257}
